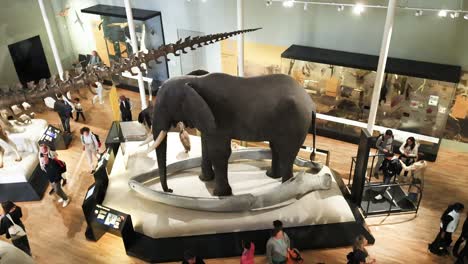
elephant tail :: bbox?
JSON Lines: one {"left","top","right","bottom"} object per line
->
{"left": 310, "top": 111, "right": 317, "bottom": 161}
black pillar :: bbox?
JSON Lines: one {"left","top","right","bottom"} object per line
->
{"left": 351, "top": 129, "right": 373, "bottom": 204}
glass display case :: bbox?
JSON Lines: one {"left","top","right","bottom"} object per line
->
{"left": 81, "top": 5, "right": 169, "bottom": 94}
{"left": 281, "top": 45, "right": 461, "bottom": 161}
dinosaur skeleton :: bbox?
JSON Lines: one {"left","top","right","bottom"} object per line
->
{"left": 0, "top": 28, "right": 259, "bottom": 167}
{"left": 0, "top": 115, "right": 23, "bottom": 168}
{"left": 0, "top": 28, "right": 260, "bottom": 113}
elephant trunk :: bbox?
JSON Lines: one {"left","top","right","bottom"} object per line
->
{"left": 156, "top": 134, "right": 172, "bottom": 193}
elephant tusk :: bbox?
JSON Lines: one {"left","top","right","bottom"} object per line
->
{"left": 145, "top": 130, "right": 167, "bottom": 154}
{"left": 139, "top": 135, "right": 154, "bottom": 147}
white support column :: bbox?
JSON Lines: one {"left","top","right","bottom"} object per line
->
{"left": 38, "top": 0, "right": 64, "bottom": 80}
{"left": 237, "top": 0, "right": 244, "bottom": 77}
{"left": 367, "top": 0, "right": 397, "bottom": 134}
{"left": 124, "top": 0, "right": 148, "bottom": 110}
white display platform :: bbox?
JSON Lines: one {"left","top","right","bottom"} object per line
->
{"left": 103, "top": 133, "right": 355, "bottom": 239}
{"left": 0, "top": 240, "right": 34, "bottom": 264}
{"left": 0, "top": 152, "right": 39, "bottom": 184}
{"left": 6, "top": 119, "right": 48, "bottom": 152}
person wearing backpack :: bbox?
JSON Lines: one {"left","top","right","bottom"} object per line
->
{"left": 0, "top": 201, "right": 31, "bottom": 256}
{"left": 43, "top": 153, "right": 71, "bottom": 207}
{"left": 373, "top": 130, "right": 394, "bottom": 179}
{"left": 429, "top": 203, "right": 465, "bottom": 256}
{"left": 39, "top": 143, "right": 67, "bottom": 194}
{"left": 80, "top": 127, "right": 100, "bottom": 173}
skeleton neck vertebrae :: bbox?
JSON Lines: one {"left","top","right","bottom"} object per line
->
{"left": 0, "top": 28, "right": 260, "bottom": 113}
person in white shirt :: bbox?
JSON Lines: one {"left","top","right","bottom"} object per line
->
{"left": 399, "top": 137, "right": 419, "bottom": 178}
{"left": 74, "top": 98, "right": 86, "bottom": 122}
{"left": 429, "top": 203, "right": 465, "bottom": 256}
{"left": 92, "top": 81, "right": 104, "bottom": 105}
{"left": 79, "top": 127, "right": 99, "bottom": 173}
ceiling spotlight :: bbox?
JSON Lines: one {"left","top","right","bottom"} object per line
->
{"left": 464, "top": 14, "right": 468, "bottom": 20}
{"left": 450, "top": 12, "right": 460, "bottom": 19}
{"left": 283, "top": 0, "right": 294, "bottom": 8}
{"left": 304, "top": 3, "right": 308, "bottom": 11}
{"left": 337, "top": 5, "right": 345, "bottom": 12}
{"left": 438, "top": 10, "right": 448, "bottom": 17}
{"left": 353, "top": 3, "right": 365, "bottom": 15}
{"left": 265, "top": 0, "right": 272, "bottom": 6}
{"left": 415, "top": 10, "right": 423, "bottom": 17}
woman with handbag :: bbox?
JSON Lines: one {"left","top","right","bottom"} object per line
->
{"left": 0, "top": 201, "right": 31, "bottom": 256}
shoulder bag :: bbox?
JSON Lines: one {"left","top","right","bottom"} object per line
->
{"left": 6, "top": 214, "right": 26, "bottom": 240}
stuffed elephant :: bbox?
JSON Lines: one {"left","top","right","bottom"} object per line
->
{"left": 149, "top": 72, "right": 316, "bottom": 196}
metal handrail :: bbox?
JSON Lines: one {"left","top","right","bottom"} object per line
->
{"left": 363, "top": 181, "right": 423, "bottom": 217}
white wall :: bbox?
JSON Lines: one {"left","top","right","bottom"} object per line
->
{"left": 1, "top": 0, "right": 468, "bottom": 85}
{"left": 0, "top": 0, "right": 74, "bottom": 84}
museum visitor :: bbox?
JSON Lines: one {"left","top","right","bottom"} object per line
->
{"left": 454, "top": 213, "right": 468, "bottom": 263}
{"left": 266, "top": 220, "right": 291, "bottom": 264}
{"left": 79, "top": 127, "right": 101, "bottom": 173}
{"left": 346, "top": 235, "right": 376, "bottom": 264}
{"left": 398, "top": 136, "right": 419, "bottom": 178}
{"left": 429, "top": 203, "right": 465, "bottom": 256}
{"left": 373, "top": 130, "right": 394, "bottom": 179}
{"left": 0, "top": 201, "right": 31, "bottom": 256}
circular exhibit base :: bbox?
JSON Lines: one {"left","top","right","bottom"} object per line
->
{"left": 129, "top": 148, "right": 332, "bottom": 212}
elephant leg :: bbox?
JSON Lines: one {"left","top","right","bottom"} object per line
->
{"left": 199, "top": 135, "right": 215, "bottom": 181}
{"left": 209, "top": 136, "right": 232, "bottom": 196}
{"left": 266, "top": 141, "right": 281, "bottom": 179}
{"left": 276, "top": 139, "right": 303, "bottom": 183}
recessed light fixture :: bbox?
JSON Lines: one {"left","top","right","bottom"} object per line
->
{"left": 438, "top": 10, "right": 448, "bottom": 17}
{"left": 304, "top": 3, "right": 308, "bottom": 11}
{"left": 337, "top": 5, "right": 345, "bottom": 12}
{"left": 283, "top": 0, "right": 294, "bottom": 8}
{"left": 353, "top": 3, "right": 365, "bottom": 15}
{"left": 464, "top": 14, "right": 468, "bottom": 20}
{"left": 415, "top": 10, "right": 423, "bottom": 17}
{"left": 265, "top": 0, "right": 272, "bottom": 6}
{"left": 450, "top": 12, "right": 459, "bottom": 19}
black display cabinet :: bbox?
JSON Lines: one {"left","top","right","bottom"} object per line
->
{"left": 81, "top": 4, "right": 169, "bottom": 94}
{"left": 281, "top": 45, "right": 462, "bottom": 161}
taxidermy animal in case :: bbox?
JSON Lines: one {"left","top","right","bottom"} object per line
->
{"left": 148, "top": 72, "right": 317, "bottom": 196}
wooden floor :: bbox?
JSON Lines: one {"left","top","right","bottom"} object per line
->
{"left": 1, "top": 88, "right": 467, "bottom": 264}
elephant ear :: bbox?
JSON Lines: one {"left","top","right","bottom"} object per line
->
{"left": 182, "top": 83, "right": 216, "bottom": 133}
